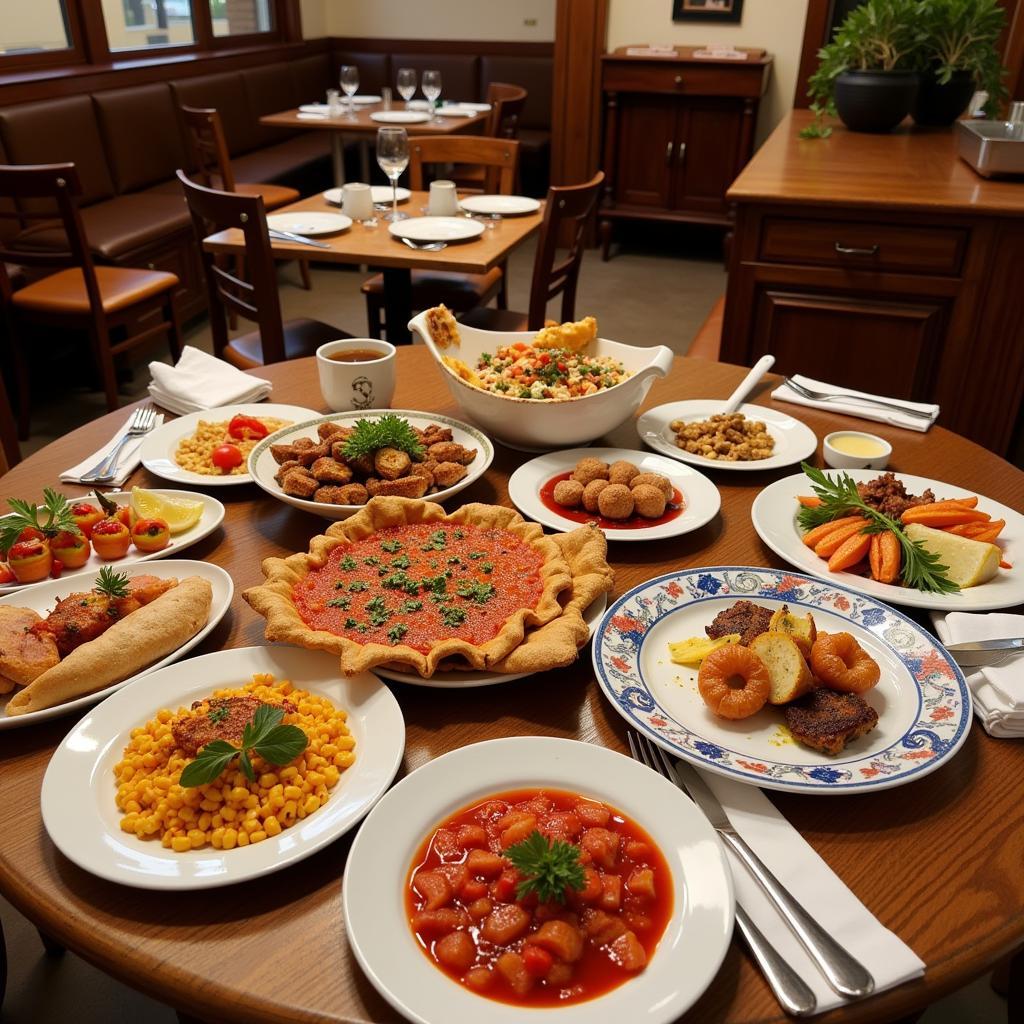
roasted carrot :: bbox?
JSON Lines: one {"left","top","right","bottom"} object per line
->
{"left": 797, "top": 495, "right": 823, "bottom": 508}
{"left": 971, "top": 525, "right": 1006, "bottom": 545}
{"left": 945, "top": 520, "right": 1005, "bottom": 540}
{"left": 949, "top": 496, "right": 979, "bottom": 508}
{"left": 868, "top": 531, "right": 901, "bottom": 584}
{"left": 1000, "top": 560, "right": 1013, "bottom": 570}
{"left": 814, "top": 520, "right": 872, "bottom": 557}
{"left": 901, "top": 506, "right": 990, "bottom": 528}
{"left": 828, "top": 531, "right": 873, "bottom": 573}
{"left": 802, "top": 516, "right": 868, "bottom": 549}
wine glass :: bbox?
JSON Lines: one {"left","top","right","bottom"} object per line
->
{"left": 340, "top": 65, "right": 359, "bottom": 120}
{"left": 396, "top": 67, "right": 417, "bottom": 106}
{"left": 376, "top": 127, "right": 409, "bottom": 222}
{"left": 422, "top": 69, "right": 442, "bottom": 122}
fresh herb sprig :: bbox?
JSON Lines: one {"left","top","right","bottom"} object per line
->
{"left": 179, "top": 704, "right": 308, "bottom": 788}
{"left": 342, "top": 414, "right": 424, "bottom": 461}
{"left": 93, "top": 566, "right": 131, "bottom": 599}
{"left": 505, "top": 830, "right": 586, "bottom": 904}
{"left": 797, "top": 462, "right": 958, "bottom": 594}
{"left": 0, "top": 488, "right": 79, "bottom": 550}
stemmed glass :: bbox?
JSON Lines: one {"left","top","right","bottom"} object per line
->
{"left": 422, "top": 69, "right": 442, "bottom": 122}
{"left": 340, "top": 65, "right": 359, "bottom": 120}
{"left": 396, "top": 67, "right": 417, "bottom": 107}
{"left": 376, "top": 127, "right": 409, "bottom": 222}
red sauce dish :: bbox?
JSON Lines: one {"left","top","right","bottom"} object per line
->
{"left": 405, "top": 788, "right": 673, "bottom": 1007}
{"left": 539, "top": 471, "right": 685, "bottom": 531}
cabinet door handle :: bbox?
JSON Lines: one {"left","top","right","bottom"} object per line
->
{"left": 674, "top": 74, "right": 683, "bottom": 85}
{"left": 666, "top": 141, "right": 674, "bottom": 164}
{"left": 834, "top": 243, "right": 879, "bottom": 256}
{"left": 678, "top": 142, "right": 687, "bottom": 165}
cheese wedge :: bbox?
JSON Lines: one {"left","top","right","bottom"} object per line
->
{"left": 904, "top": 523, "right": 1001, "bottom": 589}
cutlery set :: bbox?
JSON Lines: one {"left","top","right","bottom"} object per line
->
{"left": 782, "top": 378, "right": 934, "bottom": 421}
{"left": 80, "top": 406, "right": 156, "bottom": 484}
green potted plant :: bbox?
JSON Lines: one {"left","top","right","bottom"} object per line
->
{"left": 912, "top": 0, "right": 1008, "bottom": 126}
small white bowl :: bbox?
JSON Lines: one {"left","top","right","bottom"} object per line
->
{"left": 823, "top": 430, "right": 892, "bottom": 470}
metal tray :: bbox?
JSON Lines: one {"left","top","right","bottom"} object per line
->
{"left": 957, "top": 119, "right": 1024, "bottom": 178}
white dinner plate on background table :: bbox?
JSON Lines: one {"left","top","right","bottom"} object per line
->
{"left": 351, "top": 94, "right": 383, "bottom": 105}
{"left": 388, "top": 216, "right": 485, "bottom": 243}
{"left": 371, "top": 110, "right": 431, "bottom": 124}
{"left": 266, "top": 212, "right": 351, "bottom": 237}
{"left": 592, "top": 566, "right": 971, "bottom": 794}
{"left": 0, "top": 560, "right": 233, "bottom": 730}
{"left": 323, "top": 186, "right": 411, "bottom": 206}
{"left": 638, "top": 400, "right": 817, "bottom": 473}
{"left": 343, "top": 735, "right": 733, "bottom": 1024}
{"left": 459, "top": 194, "right": 541, "bottom": 216}
{"left": 42, "top": 646, "right": 405, "bottom": 888}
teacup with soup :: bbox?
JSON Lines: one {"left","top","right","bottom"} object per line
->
{"left": 317, "top": 339, "right": 396, "bottom": 412}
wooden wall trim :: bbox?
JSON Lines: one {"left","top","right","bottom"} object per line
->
{"left": 331, "top": 38, "right": 554, "bottom": 58}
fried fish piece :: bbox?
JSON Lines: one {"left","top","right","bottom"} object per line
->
{"left": 0, "top": 607, "right": 59, "bottom": 688}
{"left": 533, "top": 315, "right": 597, "bottom": 352}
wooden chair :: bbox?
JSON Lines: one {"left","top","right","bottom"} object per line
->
{"left": 0, "top": 163, "right": 181, "bottom": 438}
{"left": 689, "top": 295, "right": 724, "bottom": 360}
{"left": 178, "top": 171, "right": 349, "bottom": 370}
{"left": 486, "top": 82, "right": 528, "bottom": 140}
{"left": 461, "top": 171, "right": 604, "bottom": 333}
{"left": 0, "top": 366, "right": 18, "bottom": 471}
{"left": 362, "top": 136, "right": 520, "bottom": 341}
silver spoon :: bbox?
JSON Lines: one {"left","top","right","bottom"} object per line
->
{"left": 722, "top": 354, "right": 776, "bottom": 414}
{"left": 399, "top": 237, "right": 447, "bottom": 252}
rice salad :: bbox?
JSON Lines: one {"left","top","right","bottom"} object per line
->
{"left": 474, "top": 341, "right": 631, "bottom": 400}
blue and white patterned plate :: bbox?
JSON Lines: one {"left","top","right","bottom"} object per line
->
{"left": 592, "top": 566, "right": 971, "bottom": 794}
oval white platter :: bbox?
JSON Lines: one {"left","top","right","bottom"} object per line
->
{"left": 266, "top": 212, "right": 351, "bottom": 237}
{"left": 371, "top": 110, "right": 431, "bottom": 124}
{"left": 388, "top": 216, "right": 484, "bottom": 243}
{"left": 42, "top": 645, "right": 405, "bottom": 889}
{"left": 0, "top": 489, "right": 224, "bottom": 594}
{"left": 0, "top": 559, "right": 233, "bottom": 730}
{"left": 507, "top": 447, "right": 720, "bottom": 543}
{"left": 752, "top": 468, "right": 1024, "bottom": 611}
{"left": 638, "top": 400, "right": 817, "bottom": 473}
{"left": 343, "top": 735, "right": 733, "bottom": 1024}
{"left": 459, "top": 195, "right": 540, "bottom": 216}
{"left": 248, "top": 410, "right": 494, "bottom": 521}
{"left": 323, "top": 186, "right": 411, "bottom": 205}
{"left": 140, "top": 404, "right": 322, "bottom": 487}
{"left": 592, "top": 566, "right": 971, "bottom": 794}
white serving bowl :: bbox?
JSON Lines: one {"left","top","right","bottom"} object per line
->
{"left": 408, "top": 311, "right": 674, "bottom": 450}
{"left": 823, "top": 430, "right": 892, "bottom": 470}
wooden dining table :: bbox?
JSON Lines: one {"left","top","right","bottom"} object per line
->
{"left": 1, "top": 348, "right": 1022, "bottom": 1024}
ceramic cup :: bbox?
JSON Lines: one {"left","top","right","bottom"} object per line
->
{"left": 341, "top": 183, "right": 375, "bottom": 222}
{"left": 427, "top": 179, "right": 459, "bottom": 217}
{"left": 317, "top": 339, "right": 396, "bottom": 412}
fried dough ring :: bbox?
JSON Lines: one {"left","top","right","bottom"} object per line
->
{"left": 810, "top": 632, "right": 880, "bottom": 694}
{"left": 698, "top": 644, "right": 770, "bottom": 720}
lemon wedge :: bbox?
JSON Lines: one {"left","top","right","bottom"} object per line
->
{"left": 667, "top": 634, "right": 741, "bottom": 667}
{"left": 130, "top": 487, "right": 204, "bottom": 534}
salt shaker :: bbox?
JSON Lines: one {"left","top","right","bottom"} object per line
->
{"left": 381, "top": 87, "right": 393, "bottom": 111}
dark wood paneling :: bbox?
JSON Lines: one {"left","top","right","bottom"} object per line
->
{"left": 602, "top": 60, "right": 769, "bottom": 97}
{"left": 614, "top": 95, "right": 676, "bottom": 207}
{"left": 673, "top": 99, "right": 741, "bottom": 215}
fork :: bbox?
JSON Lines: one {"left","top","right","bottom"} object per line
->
{"left": 399, "top": 237, "right": 447, "bottom": 252}
{"left": 783, "top": 377, "right": 934, "bottom": 420}
{"left": 81, "top": 406, "right": 156, "bottom": 483}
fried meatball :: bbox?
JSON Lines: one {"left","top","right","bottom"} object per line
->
{"left": 407, "top": 462, "right": 435, "bottom": 488}
{"left": 427, "top": 441, "right": 476, "bottom": 465}
{"left": 331, "top": 483, "right": 369, "bottom": 505}
{"left": 309, "top": 457, "right": 352, "bottom": 484}
{"left": 419, "top": 425, "right": 453, "bottom": 447}
{"left": 295, "top": 441, "right": 330, "bottom": 466}
{"left": 374, "top": 447, "right": 412, "bottom": 480}
{"left": 632, "top": 483, "right": 667, "bottom": 519}
{"left": 598, "top": 483, "right": 635, "bottom": 520}
{"left": 631, "top": 472, "right": 673, "bottom": 500}
{"left": 315, "top": 485, "right": 359, "bottom": 505}
{"left": 317, "top": 422, "right": 346, "bottom": 441}
{"left": 553, "top": 479, "right": 584, "bottom": 508}
{"left": 572, "top": 458, "right": 610, "bottom": 486}
{"left": 348, "top": 452, "right": 375, "bottom": 477}
{"left": 433, "top": 461, "right": 468, "bottom": 488}
{"left": 608, "top": 460, "right": 640, "bottom": 486}
{"left": 280, "top": 467, "right": 319, "bottom": 498}
{"left": 366, "top": 475, "right": 430, "bottom": 498}
{"left": 582, "top": 478, "right": 610, "bottom": 513}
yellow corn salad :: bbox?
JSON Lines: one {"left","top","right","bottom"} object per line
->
{"left": 114, "top": 675, "right": 355, "bottom": 853}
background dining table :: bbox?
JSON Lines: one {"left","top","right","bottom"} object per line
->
{"left": 1, "top": 348, "right": 1022, "bottom": 1024}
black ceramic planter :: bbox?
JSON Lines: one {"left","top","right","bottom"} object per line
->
{"left": 912, "top": 69, "right": 976, "bottom": 127}
{"left": 834, "top": 69, "right": 919, "bottom": 133}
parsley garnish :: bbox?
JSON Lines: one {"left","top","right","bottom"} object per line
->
{"left": 1, "top": 488, "right": 80, "bottom": 551}
{"left": 342, "top": 414, "right": 424, "bottom": 461}
{"left": 381, "top": 539, "right": 403, "bottom": 553}
{"left": 399, "top": 599, "right": 423, "bottom": 613}
{"left": 439, "top": 605, "right": 467, "bottom": 627}
{"left": 338, "top": 555, "right": 357, "bottom": 571}
{"left": 382, "top": 570, "right": 419, "bottom": 593}
{"left": 457, "top": 580, "right": 495, "bottom": 604}
{"left": 207, "top": 705, "right": 230, "bottom": 725}
{"left": 94, "top": 566, "right": 131, "bottom": 599}
{"left": 365, "top": 596, "right": 391, "bottom": 626}
{"left": 454, "top": 530, "right": 465, "bottom": 540}
{"left": 481, "top": 562, "right": 493, "bottom": 574}
{"left": 387, "top": 623, "right": 409, "bottom": 643}
{"left": 348, "top": 580, "right": 369, "bottom": 592}
{"left": 363, "top": 555, "right": 381, "bottom": 567}
{"left": 327, "top": 596, "right": 351, "bottom": 609}
{"left": 390, "top": 554, "right": 411, "bottom": 569}
{"left": 421, "top": 529, "right": 448, "bottom": 551}
{"left": 420, "top": 574, "right": 448, "bottom": 596}
{"left": 505, "top": 830, "right": 586, "bottom": 904}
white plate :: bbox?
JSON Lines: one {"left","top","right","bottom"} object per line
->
{"left": 351, "top": 94, "right": 383, "bottom": 105}
{"left": 42, "top": 646, "right": 405, "bottom": 889}
{"left": 593, "top": 566, "right": 972, "bottom": 794}
{"left": 266, "top": 212, "right": 351, "bottom": 237}
{"left": 322, "top": 186, "right": 411, "bottom": 206}
{"left": 371, "top": 110, "right": 431, "bottom": 124}
{"left": 434, "top": 105, "right": 477, "bottom": 117}
{"left": 343, "top": 736, "right": 733, "bottom": 1024}
{"left": 140, "top": 404, "right": 322, "bottom": 486}
{"left": 373, "top": 593, "right": 608, "bottom": 688}
{"left": 753, "top": 469, "right": 1024, "bottom": 611}
{"left": 507, "top": 447, "right": 720, "bottom": 543}
{"left": 459, "top": 195, "right": 540, "bottom": 217}
{"left": 388, "top": 217, "right": 484, "bottom": 243}
{"left": 0, "top": 560, "right": 233, "bottom": 730}
{"left": 248, "top": 410, "right": 494, "bottom": 521}
{"left": 638, "top": 400, "right": 818, "bottom": 473}
{"left": 0, "top": 489, "right": 224, "bottom": 594}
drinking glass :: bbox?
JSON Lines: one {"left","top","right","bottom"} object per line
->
{"left": 396, "top": 67, "right": 417, "bottom": 106}
{"left": 422, "top": 69, "right": 442, "bottom": 122}
{"left": 376, "top": 127, "right": 409, "bottom": 222}
{"left": 340, "top": 65, "right": 359, "bottom": 119}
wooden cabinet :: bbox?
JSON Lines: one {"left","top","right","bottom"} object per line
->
{"left": 598, "top": 49, "right": 771, "bottom": 260}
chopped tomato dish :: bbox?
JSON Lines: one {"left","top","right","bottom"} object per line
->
{"left": 405, "top": 788, "right": 673, "bottom": 1007}
{"left": 293, "top": 523, "right": 545, "bottom": 651}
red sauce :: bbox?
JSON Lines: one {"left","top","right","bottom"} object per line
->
{"left": 405, "top": 788, "right": 673, "bottom": 1007}
{"left": 293, "top": 523, "right": 545, "bottom": 652}
{"left": 539, "top": 471, "right": 685, "bottom": 531}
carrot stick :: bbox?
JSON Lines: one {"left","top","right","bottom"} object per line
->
{"left": 869, "top": 534, "right": 882, "bottom": 581}
{"left": 948, "top": 496, "right": 979, "bottom": 508}
{"left": 802, "top": 516, "right": 868, "bottom": 549}
{"left": 828, "top": 531, "right": 872, "bottom": 572}
{"left": 971, "top": 526, "right": 1006, "bottom": 545}
{"left": 815, "top": 520, "right": 871, "bottom": 557}
{"left": 877, "top": 530, "right": 901, "bottom": 584}
{"left": 797, "top": 495, "right": 823, "bottom": 508}
{"left": 906, "top": 498, "right": 983, "bottom": 515}
{"left": 944, "top": 523, "right": 992, "bottom": 538}
{"left": 901, "top": 507, "right": 991, "bottom": 527}
{"left": 1000, "top": 560, "right": 1013, "bottom": 570}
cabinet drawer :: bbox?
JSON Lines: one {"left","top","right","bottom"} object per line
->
{"left": 602, "top": 61, "right": 764, "bottom": 98}
{"left": 759, "top": 218, "right": 967, "bottom": 276}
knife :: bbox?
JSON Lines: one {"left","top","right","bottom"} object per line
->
{"left": 670, "top": 758, "right": 875, "bottom": 999}
{"left": 268, "top": 228, "right": 332, "bottom": 250}
{"left": 944, "top": 637, "right": 1023, "bottom": 667}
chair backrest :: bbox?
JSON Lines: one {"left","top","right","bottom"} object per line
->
{"left": 177, "top": 169, "right": 286, "bottom": 362}
{"left": 409, "top": 136, "right": 520, "bottom": 196}
{"left": 0, "top": 367, "right": 18, "bottom": 473}
{"left": 180, "top": 105, "right": 236, "bottom": 193}
{"left": 526, "top": 171, "right": 604, "bottom": 332}
{"left": 485, "top": 82, "right": 528, "bottom": 139}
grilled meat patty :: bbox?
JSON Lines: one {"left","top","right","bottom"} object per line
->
{"left": 172, "top": 695, "right": 296, "bottom": 756}
{"left": 705, "top": 600, "right": 774, "bottom": 647}
{"left": 784, "top": 689, "right": 878, "bottom": 755}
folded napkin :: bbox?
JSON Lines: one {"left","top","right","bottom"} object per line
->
{"left": 931, "top": 612, "right": 1024, "bottom": 738}
{"left": 59, "top": 412, "right": 165, "bottom": 488}
{"left": 436, "top": 105, "right": 476, "bottom": 117}
{"left": 299, "top": 103, "right": 332, "bottom": 115}
{"left": 148, "top": 346, "right": 271, "bottom": 416}
{"left": 772, "top": 374, "right": 939, "bottom": 433}
{"left": 702, "top": 771, "right": 925, "bottom": 1011}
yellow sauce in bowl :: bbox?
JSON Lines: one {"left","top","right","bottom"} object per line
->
{"left": 829, "top": 434, "right": 887, "bottom": 458}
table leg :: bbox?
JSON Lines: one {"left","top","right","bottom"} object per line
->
{"left": 381, "top": 268, "right": 413, "bottom": 345}
{"left": 359, "top": 139, "right": 371, "bottom": 184}
{"left": 331, "top": 132, "right": 346, "bottom": 188}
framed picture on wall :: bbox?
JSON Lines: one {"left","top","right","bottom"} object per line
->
{"left": 672, "top": 0, "right": 745, "bottom": 23}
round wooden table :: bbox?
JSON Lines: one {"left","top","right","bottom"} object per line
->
{"left": 2, "top": 349, "right": 1022, "bottom": 1024}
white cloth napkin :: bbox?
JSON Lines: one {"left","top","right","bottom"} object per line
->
{"left": 298, "top": 103, "right": 332, "bottom": 115}
{"left": 931, "top": 612, "right": 1024, "bottom": 738}
{"left": 59, "top": 412, "right": 165, "bottom": 487}
{"left": 436, "top": 105, "right": 476, "bottom": 117}
{"left": 702, "top": 771, "right": 925, "bottom": 1011}
{"left": 148, "top": 346, "right": 271, "bottom": 416}
{"left": 772, "top": 374, "right": 939, "bottom": 433}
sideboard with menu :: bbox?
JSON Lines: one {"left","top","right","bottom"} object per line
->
{"left": 721, "top": 110, "right": 1024, "bottom": 458}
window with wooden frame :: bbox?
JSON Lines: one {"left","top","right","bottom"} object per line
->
{"left": 0, "top": 1, "right": 86, "bottom": 69}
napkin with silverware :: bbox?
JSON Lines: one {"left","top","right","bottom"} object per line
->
{"left": 148, "top": 346, "right": 271, "bottom": 416}
{"left": 772, "top": 374, "right": 939, "bottom": 432}
{"left": 59, "top": 412, "right": 164, "bottom": 487}
{"left": 931, "top": 612, "right": 1024, "bottom": 737}
{"left": 702, "top": 771, "right": 925, "bottom": 1010}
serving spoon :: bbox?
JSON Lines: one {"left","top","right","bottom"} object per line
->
{"left": 721, "top": 354, "right": 776, "bottom": 414}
